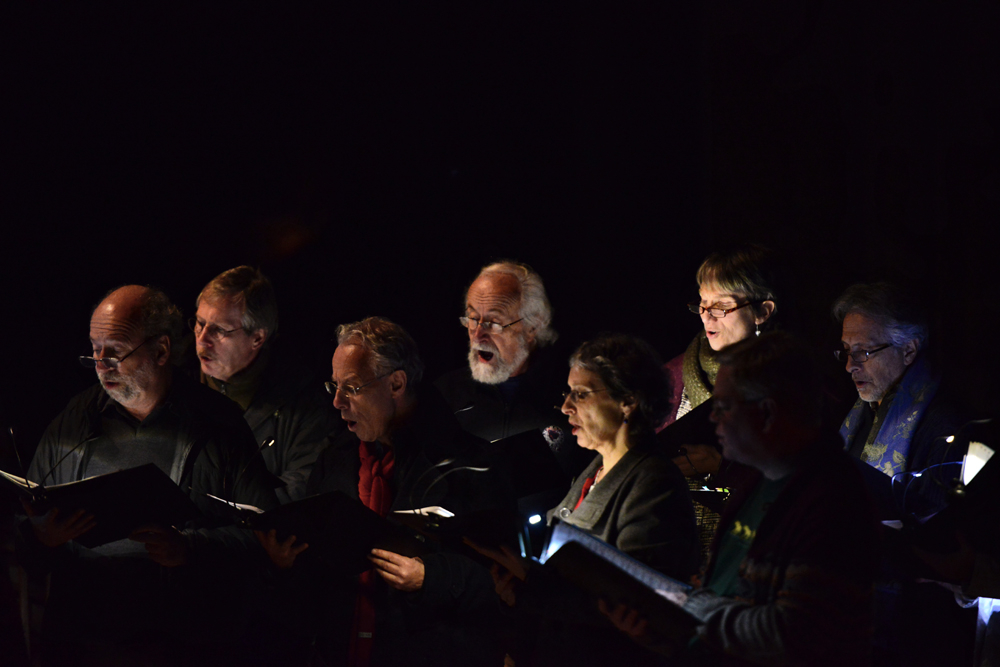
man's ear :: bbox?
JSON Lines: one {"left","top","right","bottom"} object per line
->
{"left": 153, "top": 335, "right": 171, "bottom": 366}
{"left": 249, "top": 329, "right": 267, "bottom": 351}
{"left": 901, "top": 338, "right": 919, "bottom": 366}
{"left": 755, "top": 300, "right": 776, "bottom": 325}
{"left": 523, "top": 325, "right": 537, "bottom": 349}
{"left": 758, "top": 397, "right": 778, "bottom": 433}
{"left": 389, "top": 370, "right": 408, "bottom": 399}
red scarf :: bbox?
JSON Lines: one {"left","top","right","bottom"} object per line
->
{"left": 573, "top": 467, "right": 602, "bottom": 511}
{"left": 348, "top": 441, "right": 395, "bottom": 667}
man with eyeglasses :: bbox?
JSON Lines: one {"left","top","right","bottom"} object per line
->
{"left": 434, "top": 261, "right": 591, "bottom": 560}
{"left": 833, "top": 282, "right": 965, "bottom": 493}
{"left": 833, "top": 281, "right": 974, "bottom": 667}
{"left": 257, "top": 316, "right": 508, "bottom": 667}
{"left": 192, "top": 266, "right": 339, "bottom": 503}
{"left": 435, "top": 260, "right": 589, "bottom": 462}
{"left": 18, "top": 285, "right": 278, "bottom": 665}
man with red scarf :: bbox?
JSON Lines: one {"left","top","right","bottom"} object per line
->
{"left": 259, "top": 317, "right": 507, "bottom": 667}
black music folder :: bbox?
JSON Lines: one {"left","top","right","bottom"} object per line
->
{"left": 540, "top": 521, "right": 699, "bottom": 647}
{"left": 898, "top": 422, "right": 1000, "bottom": 556}
{"left": 2, "top": 463, "right": 199, "bottom": 548}
{"left": 207, "top": 490, "right": 429, "bottom": 573}
{"left": 392, "top": 504, "right": 522, "bottom": 564}
{"left": 655, "top": 401, "right": 718, "bottom": 459}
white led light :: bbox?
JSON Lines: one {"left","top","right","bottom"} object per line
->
{"left": 946, "top": 435, "right": 955, "bottom": 443}
{"left": 528, "top": 514, "right": 542, "bottom": 525}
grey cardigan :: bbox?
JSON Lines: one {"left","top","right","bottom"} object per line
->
{"left": 547, "top": 442, "right": 700, "bottom": 580}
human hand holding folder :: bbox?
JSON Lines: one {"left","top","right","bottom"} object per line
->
{"left": 129, "top": 524, "right": 189, "bottom": 567}
{"left": 255, "top": 528, "right": 309, "bottom": 569}
{"left": 22, "top": 500, "right": 95, "bottom": 548}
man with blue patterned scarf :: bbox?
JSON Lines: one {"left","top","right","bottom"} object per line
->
{"left": 834, "top": 281, "right": 974, "bottom": 667}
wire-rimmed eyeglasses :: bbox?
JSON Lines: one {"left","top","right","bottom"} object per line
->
{"left": 459, "top": 316, "right": 523, "bottom": 335}
{"left": 834, "top": 344, "right": 893, "bottom": 365}
{"left": 561, "top": 388, "right": 608, "bottom": 403}
{"left": 325, "top": 370, "right": 398, "bottom": 398}
{"left": 79, "top": 336, "right": 156, "bottom": 369}
{"left": 189, "top": 318, "right": 243, "bottom": 341}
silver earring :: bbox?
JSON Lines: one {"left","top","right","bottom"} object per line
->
{"left": 755, "top": 323, "right": 760, "bottom": 337}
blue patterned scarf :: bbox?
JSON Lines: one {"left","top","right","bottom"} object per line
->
{"left": 839, "top": 353, "right": 939, "bottom": 476}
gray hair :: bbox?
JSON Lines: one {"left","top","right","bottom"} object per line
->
{"left": 336, "top": 316, "right": 425, "bottom": 391}
{"left": 475, "top": 260, "right": 558, "bottom": 347}
{"left": 197, "top": 265, "right": 279, "bottom": 339}
{"left": 832, "top": 282, "right": 929, "bottom": 349}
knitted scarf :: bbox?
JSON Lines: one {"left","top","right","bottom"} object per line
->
{"left": 681, "top": 333, "right": 721, "bottom": 410}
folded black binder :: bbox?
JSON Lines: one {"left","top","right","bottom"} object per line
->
{"left": 655, "top": 401, "right": 718, "bottom": 459}
{"left": 900, "top": 422, "right": 1000, "bottom": 556}
{"left": 2, "top": 464, "right": 200, "bottom": 548}
{"left": 393, "top": 504, "right": 522, "bottom": 564}
{"left": 207, "top": 490, "right": 429, "bottom": 573}
{"left": 540, "top": 521, "right": 699, "bottom": 647}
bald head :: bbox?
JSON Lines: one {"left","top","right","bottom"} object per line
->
{"left": 91, "top": 285, "right": 152, "bottom": 343}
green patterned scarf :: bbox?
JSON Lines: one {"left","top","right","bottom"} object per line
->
{"left": 681, "top": 333, "right": 720, "bottom": 409}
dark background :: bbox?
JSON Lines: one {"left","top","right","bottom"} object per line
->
{"left": 2, "top": 3, "right": 999, "bottom": 465}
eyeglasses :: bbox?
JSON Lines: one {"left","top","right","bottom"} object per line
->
{"left": 325, "top": 370, "right": 397, "bottom": 398}
{"left": 189, "top": 318, "right": 243, "bottom": 340}
{"left": 834, "top": 344, "right": 892, "bottom": 364}
{"left": 562, "top": 389, "right": 608, "bottom": 403}
{"left": 459, "top": 316, "right": 523, "bottom": 335}
{"left": 79, "top": 336, "right": 156, "bottom": 369}
{"left": 687, "top": 301, "right": 760, "bottom": 318}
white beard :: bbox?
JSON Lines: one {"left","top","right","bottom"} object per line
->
{"left": 468, "top": 340, "right": 530, "bottom": 385}
{"left": 99, "top": 362, "right": 155, "bottom": 408}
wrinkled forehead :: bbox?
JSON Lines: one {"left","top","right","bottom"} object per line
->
{"left": 466, "top": 273, "right": 522, "bottom": 316}
{"left": 197, "top": 294, "right": 245, "bottom": 324}
{"left": 841, "top": 311, "right": 886, "bottom": 345}
{"left": 89, "top": 299, "right": 144, "bottom": 345}
{"left": 331, "top": 343, "right": 373, "bottom": 380}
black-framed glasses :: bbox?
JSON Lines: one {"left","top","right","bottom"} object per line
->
{"left": 189, "top": 317, "right": 243, "bottom": 340}
{"left": 561, "top": 388, "right": 608, "bottom": 403}
{"left": 79, "top": 336, "right": 156, "bottom": 369}
{"left": 687, "top": 301, "right": 760, "bottom": 318}
{"left": 459, "top": 316, "right": 523, "bottom": 335}
{"left": 325, "top": 370, "right": 398, "bottom": 398}
{"left": 834, "top": 344, "right": 892, "bottom": 364}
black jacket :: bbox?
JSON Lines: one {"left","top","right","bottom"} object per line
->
{"left": 242, "top": 348, "right": 341, "bottom": 503}
{"left": 18, "top": 373, "right": 279, "bottom": 652}
{"left": 296, "top": 387, "right": 510, "bottom": 667}
{"left": 434, "top": 345, "right": 593, "bottom": 480}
